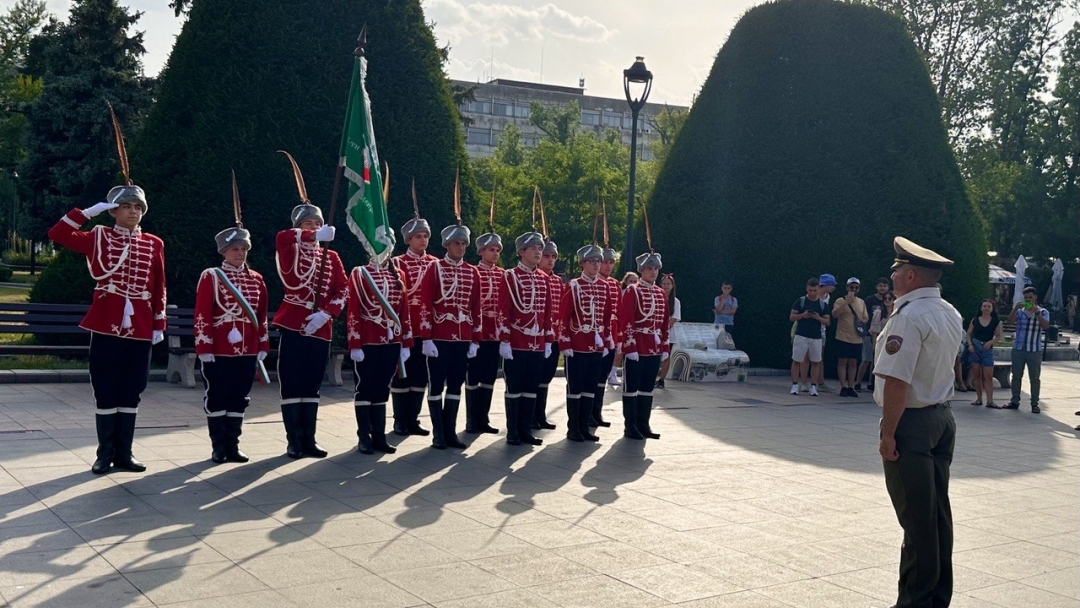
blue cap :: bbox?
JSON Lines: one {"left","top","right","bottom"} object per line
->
{"left": 819, "top": 274, "right": 837, "bottom": 286}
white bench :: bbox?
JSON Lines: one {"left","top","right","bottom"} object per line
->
{"left": 667, "top": 322, "right": 750, "bottom": 382}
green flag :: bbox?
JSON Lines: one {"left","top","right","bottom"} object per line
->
{"left": 342, "top": 56, "right": 395, "bottom": 264}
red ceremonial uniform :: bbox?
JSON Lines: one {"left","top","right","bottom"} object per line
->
{"left": 272, "top": 229, "right": 348, "bottom": 341}
{"left": 543, "top": 270, "right": 565, "bottom": 344}
{"left": 393, "top": 250, "right": 439, "bottom": 336}
{"left": 346, "top": 264, "right": 413, "bottom": 349}
{"left": 194, "top": 263, "right": 270, "bottom": 357}
{"left": 602, "top": 275, "right": 621, "bottom": 349}
{"left": 559, "top": 275, "right": 611, "bottom": 353}
{"left": 619, "top": 281, "right": 670, "bottom": 357}
{"left": 498, "top": 263, "right": 553, "bottom": 351}
{"left": 418, "top": 258, "right": 482, "bottom": 342}
{"left": 48, "top": 209, "right": 166, "bottom": 340}
{"left": 475, "top": 262, "right": 505, "bottom": 342}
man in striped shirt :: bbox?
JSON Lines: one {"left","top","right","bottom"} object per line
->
{"left": 1003, "top": 287, "right": 1050, "bottom": 413}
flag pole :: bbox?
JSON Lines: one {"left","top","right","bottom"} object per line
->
{"left": 312, "top": 26, "right": 366, "bottom": 311}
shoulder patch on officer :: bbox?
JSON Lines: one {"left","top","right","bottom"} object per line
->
{"left": 884, "top": 335, "right": 904, "bottom": 355}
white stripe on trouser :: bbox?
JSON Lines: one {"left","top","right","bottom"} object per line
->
{"left": 505, "top": 393, "right": 521, "bottom": 398}
{"left": 301, "top": 398, "right": 320, "bottom": 404}
{"left": 355, "top": 401, "right": 372, "bottom": 407}
{"left": 445, "top": 394, "right": 460, "bottom": 401}
{"left": 225, "top": 412, "right": 245, "bottom": 418}
{"left": 479, "top": 383, "right": 494, "bottom": 389}
{"left": 390, "top": 387, "right": 409, "bottom": 394}
{"left": 205, "top": 410, "right": 227, "bottom": 418}
{"left": 522, "top": 392, "right": 537, "bottom": 398}
{"left": 637, "top": 391, "right": 653, "bottom": 397}
{"left": 538, "top": 383, "right": 549, "bottom": 389}
{"left": 96, "top": 408, "right": 118, "bottom": 415}
{"left": 465, "top": 384, "right": 479, "bottom": 391}
{"left": 623, "top": 391, "right": 639, "bottom": 397}
{"left": 117, "top": 407, "right": 138, "bottom": 414}
{"left": 409, "top": 387, "right": 425, "bottom": 392}
{"left": 567, "top": 393, "right": 581, "bottom": 399}
{"left": 280, "top": 397, "right": 305, "bottom": 405}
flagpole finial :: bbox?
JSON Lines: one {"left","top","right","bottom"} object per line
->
{"left": 355, "top": 24, "right": 367, "bottom": 57}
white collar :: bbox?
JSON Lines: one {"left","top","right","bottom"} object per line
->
{"left": 113, "top": 224, "right": 141, "bottom": 236}
{"left": 894, "top": 286, "right": 940, "bottom": 307}
{"left": 406, "top": 249, "right": 427, "bottom": 260}
{"left": 221, "top": 262, "right": 246, "bottom": 272}
{"left": 479, "top": 261, "right": 499, "bottom": 270}
{"left": 579, "top": 273, "right": 599, "bottom": 284}
{"left": 444, "top": 255, "right": 463, "bottom": 266}
{"left": 516, "top": 262, "right": 537, "bottom": 273}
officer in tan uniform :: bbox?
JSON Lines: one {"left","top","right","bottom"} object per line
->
{"left": 874, "top": 236, "right": 963, "bottom": 608}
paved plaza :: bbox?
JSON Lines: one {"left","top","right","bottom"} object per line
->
{"left": 0, "top": 362, "right": 1076, "bottom": 608}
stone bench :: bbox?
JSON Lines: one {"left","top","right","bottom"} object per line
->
{"left": 667, "top": 322, "right": 750, "bottom": 382}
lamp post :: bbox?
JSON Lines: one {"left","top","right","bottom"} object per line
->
{"left": 622, "top": 56, "right": 653, "bottom": 273}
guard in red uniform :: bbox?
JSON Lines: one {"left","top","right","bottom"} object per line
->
{"left": 560, "top": 244, "right": 611, "bottom": 442}
{"left": 497, "top": 230, "right": 553, "bottom": 446}
{"left": 47, "top": 108, "right": 165, "bottom": 475}
{"left": 273, "top": 152, "right": 349, "bottom": 459}
{"left": 390, "top": 213, "right": 437, "bottom": 437}
{"left": 618, "top": 251, "right": 670, "bottom": 440}
{"left": 465, "top": 230, "right": 503, "bottom": 435}
{"left": 419, "top": 222, "right": 481, "bottom": 449}
{"left": 194, "top": 186, "right": 269, "bottom": 464}
{"left": 534, "top": 237, "right": 563, "bottom": 430}
{"left": 592, "top": 245, "right": 620, "bottom": 427}
{"left": 347, "top": 257, "right": 412, "bottom": 455}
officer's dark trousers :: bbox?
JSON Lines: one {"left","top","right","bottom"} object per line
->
{"left": 883, "top": 403, "right": 956, "bottom": 608}
{"left": 353, "top": 343, "right": 400, "bottom": 448}
{"left": 426, "top": 341, "right": 470, "bottom": 445}
{"left": 390, "top": 344, "right": 428, "bottom": 427}
{"left": 504, "top": 350, "right": 544, "bottom": 442}
{"left": 89, "top": 333, "right": 152, "bottom": 462}
{"left": 593, "top": 348, "right": 617, "bottom": 423}
{"left": 277, "top": 329, "right": 329, "bottom": 453}
{"left": 201, "top": 356, "right": 257, "bottom": 453}
{"left": 565, "top": 352, "right": 601, "bottom": 438}
{"left": 465, "top": 341, "right": 500, "bottom": 431}
{"left": 535, "top": 347, "right": 559, "bottom": 424}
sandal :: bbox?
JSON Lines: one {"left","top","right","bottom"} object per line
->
{"left": 971, "top": 400, "right": 983, "bottom": 406}
{"left": 986, "top": 402, "right": 1002, "bottom": 409}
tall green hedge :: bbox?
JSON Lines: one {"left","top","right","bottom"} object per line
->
{"left": 130, "top": 0, "right": 474, "bottom": 306}
{"left": 647, "top": 0, "right": 986, "bottom": 369}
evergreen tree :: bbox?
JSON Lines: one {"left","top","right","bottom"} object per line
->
{"left": 130, "top": 0, "right": 475, "bottom": 306}
{"left": 648, "top": 0, "right": 986, "bottom": 368}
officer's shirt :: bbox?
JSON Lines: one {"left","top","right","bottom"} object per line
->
{"left": 873, "top": 287, "right": 963, "bottom": 409}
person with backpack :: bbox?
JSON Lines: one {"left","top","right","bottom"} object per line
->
{"left": 789, "top": 277, "right": 831, "bottom": 396}
{"left": 833, "top": 277, "right": 869, "bottom": 397}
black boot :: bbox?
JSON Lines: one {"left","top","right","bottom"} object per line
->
{"left": 428, "top": 397, "right": 447, "bottom": 449}
{"left": 622, "top": 396, "right": 644, "bottom": 440}
{"left": 281, "top": 403, "right": 303, "bottom": 458}
{"left": 565, "top": 399, "right": 584, "bottom": 442}
{"left": 224, "top": 415, "right": 249, "bottom": 463}
{"left": 208, "top": 416, "right": 228, "bottom": 464}
{"left": 408, "top": 391, "right": 430, "bottom": 436}
{"left": 443, "top": 395, "right": 467, "bottom": 449}
{"left": 475, "top": 388, "right": 498, "bottom": 434}
{"left": 579, "top": 395, "right": 599, "bottom": 442}
{"left": 637, "top": 395, "right": 660, "bottom": 440}
{"left": 91, "top": 412, "right": 115, "bottom": 474}
{"left": 355, "top": 405, "right": 374, "bottom": 454}
{"left": 519, "top": 397, "right": 543, "bottom": 445}
{"left": 391, "top": 391, "right": 410, "bottom": 436}
{"left": 370, "top": 404, "right": 396, "bottom": 454}
{"left": 533, "top": 387, "right": 556, "bottom": 430}
{"left": 113, "top": 411, "right": 146, "bottom": 472}
{"left": 505, "top": 396, "right": 521, "bottom": 446}
{"left": 464, "top": 388, "right": 479, "bottom": 434}
{"left": 592, "top": 385, "right": 612, "bottom": 427}
{"left": 300, "top": 403, "right": 328, "bottom": 458}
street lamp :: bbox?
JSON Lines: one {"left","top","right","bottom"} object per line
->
{"left": 622, "top": 56, "right": 652, "bottom": 272}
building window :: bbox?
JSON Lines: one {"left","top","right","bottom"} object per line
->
{"left": 493, "top": 100, "right": 514, "bottom": 117}
{"left": 602, "top": 112, "right": 623, "bottom": 128}
{"left": 466, "top": 101, "right": 491, "bottom": 114}
{"left": 514, "top": 104, "right": 531, "bottom": 118}
{"left": 581, "top": 110, "right": 600, "bottom": 126}
{"left": 467, "top": 128, "right": 491, "bottom": 146}
{"left": 523, "top": 134, "right": 539, "bottom": 148}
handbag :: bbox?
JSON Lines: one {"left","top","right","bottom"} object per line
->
{"left": 848, "top": 301, "right": 870, "bottom": 338}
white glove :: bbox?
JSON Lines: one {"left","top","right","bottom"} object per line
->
{"left": 350, "top": 348, "right": 365, "bottom": 362}
{"left": 152, "top": 330, "right": 164, "bottom": 345}
{"left": 467, "top": 343, "right": 479, "bottom": 358}
{"left": 422, "top": 340, "right": 439, "bottom": 358}
{"left": 616, "top": 344, "right": 623, "bottom": 355}
{"left": 401, "top": 348, "right": 411, "bottom": 363}
{"left": 602, "top": 348, "right": 609, "bottom": 357}
{"left": 561, "top": 349, "right": 574, "bottom": 358}
{"left": 594, "top": 333, "right": 604, "bottom": 348}
{"left": 257, "top": 351, "right": 267, "bottom": 361}
{"left": 626, "top": 351, "right": 639, "bottom": 361}
{"left": 544, "top": 343, "right": 552, "bottom": 359}
{"left": 314, "top": 225, "right": 336, "bottom": 242}
{"left": 499, "top": 342, "right": 513, "bottom": 360}
{"left": 198, "top": 353, "right": 214, "bottom": 363}
{"left": 662, "top": 352, "right": 669, "bottom": 362}
{"left": 82, "top": 201, "right": 119, "bottom": 218}
{"left": 303, "top": 310, "right": 331, "bottom": 335}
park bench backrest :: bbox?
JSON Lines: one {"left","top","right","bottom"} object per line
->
{"left": 0, "top": 302, "right": 90, "bottom": 335}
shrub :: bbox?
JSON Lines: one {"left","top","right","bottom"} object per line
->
{"left": 647, "top": 0, "right": 987, "bottom": 368}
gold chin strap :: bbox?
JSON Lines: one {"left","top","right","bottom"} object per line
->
{"left": 893, "top": 257, "right": 910, "bottom": 265}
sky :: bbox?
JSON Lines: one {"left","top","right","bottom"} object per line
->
{"left": 42, "top": 0, "right": 763, "bottom": 108}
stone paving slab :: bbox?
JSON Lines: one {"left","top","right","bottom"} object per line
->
{"left": 0, "top": 361, "right": 1076, "bottom": 607}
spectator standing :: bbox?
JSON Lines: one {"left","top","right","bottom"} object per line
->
{"left": 857, "top": 277, "right": 890, "bottom": 390}
{"left": 621, "top": 272, "right": 639, "bottom": 289}
{"left": 965, "top": 300, "right": 1001, "bottom": 407}
{"left": 814, "top": 273, "right": 838, "bottom": 392}
{"left": 870, "top": 292, "right": 896, "bottom": 343}
{"left": 995, "top": 286, "right": 1050, "bottom": 413}
{"left": 790, "top": 277, "right": 830, "bottom": 396}
{"left": 713, "top": 281, "right": 738, "bottom": 338}
{"left": 656, "top": 273, "right": 681, "bottom": 388}
{"left": 833, "top": 277, "right": 869, "bottom": 397}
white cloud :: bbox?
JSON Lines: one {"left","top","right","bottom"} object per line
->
{"left": 427, "top": 0, "right": 615, "bottom": 47}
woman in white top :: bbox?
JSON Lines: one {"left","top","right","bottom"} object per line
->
{"left": 656, "top": 273, "right": 681, "bottom": 388}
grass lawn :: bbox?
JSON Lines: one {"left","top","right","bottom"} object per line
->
{"left": 0, "top": 355, "right": 87, "bottom": 370}
{"left": 5, "top": 271, "right": 40, "bottom": 286}
{"left": 0, "top": 285, "right": 29, "bottom": 303}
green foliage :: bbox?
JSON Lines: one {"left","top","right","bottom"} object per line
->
{"left": 28, "top": 247, "right": 94, "bottom": 305}
{"left": 131, "top": 0, "right": 475, "bottom": 307}
{"left": 19, "top": 0, "right": 151, "bottom": 244}
{"left": 648, "top": 0, "right": 987, "bottom": 368}
{"left": 0, "top": 267, "right": 12, "bottom": 282}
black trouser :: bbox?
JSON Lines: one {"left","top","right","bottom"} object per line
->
{"left": 623, "top": 355, "right": 661, "bottom": 435}
{"left": 426, "top": 340, "right": 470, "bottom": 444}
{"left": 465, "top": 341, "right": 501, "bottom": 431}
{"left": 277, "top": 329, "right": 329, "bottom": 452}
{"left": 390, "top": 343, "right": 428, "bottom": 426}
{"left": 201, "top": 355, "right": 256, "bottom": 454}
{"left": 504, "top": 350, "right": 544, "bottom": 442}
{"left": 354, "top": 343, "right": 400, "bottom": 447}
{"left": 593, "top": 348, "right": 617, "bottom": 423}
{"left": 535, "top": 347, "right": 559, "bottom": 424}
{"left": 89, "top": 333, "right": 152, "bottom": 461}
{"left": 566, "top": 352, "right": 601, "bottom": 438}
{"left": 883, "top": 404, "right": 956, "bottom": 608}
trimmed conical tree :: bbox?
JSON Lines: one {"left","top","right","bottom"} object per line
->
{"left": 647, "top": 0, "right": 986, "bottom": 369}
{"left": 130, "top": 0, "right": 474, "bottom": 306}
